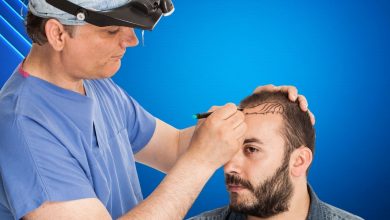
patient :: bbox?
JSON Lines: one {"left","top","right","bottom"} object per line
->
{"left": 189, "top": 92, "right": 363, "bottom": 220}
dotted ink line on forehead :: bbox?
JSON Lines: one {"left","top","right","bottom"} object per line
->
{"left": 242, "top": 102, "right": 285, "bottom": 116}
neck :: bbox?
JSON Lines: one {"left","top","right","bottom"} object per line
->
{"left": 23, "top": 44, "right": 85, "bottom": 95}
{"left": 247, "top": 182, "right": 310, "bottom": 220}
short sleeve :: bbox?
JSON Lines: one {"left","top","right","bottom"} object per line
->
{"left": 125, "top": 95, "right": 156, "bottom": 154}
{"left": 0, "top": 115, "right": 96, "bottom": 219}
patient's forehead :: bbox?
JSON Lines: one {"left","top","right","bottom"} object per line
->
{"left": 241, "top": 102, "right": 288, "bottom": 159}
{"left": 242, "top": 102, "right": 286, "bottom": 143}
{"left": 243, "top": 112, "right": 285, "bottom": 156}
{"left": 242, "top": 102, "right": 285, "bottom": 116}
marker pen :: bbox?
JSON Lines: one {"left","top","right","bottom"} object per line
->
{"left": 193, "top": 108, "right": 243, "bottom": 119}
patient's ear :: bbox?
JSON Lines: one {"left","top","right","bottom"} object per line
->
{"left": 290, "top": 146, "right": 313, "bottom": 177}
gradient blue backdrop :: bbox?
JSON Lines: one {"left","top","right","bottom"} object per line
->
{"left": 1, "top": 0, "right": 389, "bottom": 219}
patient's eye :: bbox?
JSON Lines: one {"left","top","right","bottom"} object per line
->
{"left": 244, "top": 146, "right": 259, "bottom": 155}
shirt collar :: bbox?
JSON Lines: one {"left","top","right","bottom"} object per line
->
{"left": 306, "top": 184, "right": 323, "bottom": 220}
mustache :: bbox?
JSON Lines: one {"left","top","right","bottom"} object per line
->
{"left": 225, "top": 174, "right": 254, "bottom": 191}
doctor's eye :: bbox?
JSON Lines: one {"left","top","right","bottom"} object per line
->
{"left": 107, "top": 28, "right": 120, "bottom": 35}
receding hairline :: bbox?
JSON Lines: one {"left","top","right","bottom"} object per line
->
{"left": 239, "top": 91, "right": 315, "bottom": 156}
{"left": 242, "top": 102, "right": 285, "bottom": 116}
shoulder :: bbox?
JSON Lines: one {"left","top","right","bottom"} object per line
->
{"left": 318, "top": 201, "right": 364, "bottom": 220}
{"left": 0, "top": 70, "right": 31, "bottom": 116}
{"left": 307, "top": 185, "right": 364, "bottom": 220}
{"left": 187, "top": 206, "right": 230, "bottom": 220}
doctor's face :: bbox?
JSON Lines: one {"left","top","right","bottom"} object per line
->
{"left": 223, "top": 105, "right": 294, "bottom": 218}
{"left": 62, "top": 23, "right": 138, "bottom": 79}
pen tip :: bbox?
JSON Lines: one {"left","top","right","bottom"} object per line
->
{"left": 192, "top": 114, "right": 198, "bottom": 119}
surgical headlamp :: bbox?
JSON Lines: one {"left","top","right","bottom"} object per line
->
{"left": 45, "top": 0, "right": 174, "bottom": 30}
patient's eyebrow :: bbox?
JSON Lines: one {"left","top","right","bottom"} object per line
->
{"left": 243, "top": 138, "right": 263, "bottom": 145}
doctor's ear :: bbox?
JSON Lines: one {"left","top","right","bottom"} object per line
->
{"left": 45, "top": 19, "right": 69, "bottom": 51}
{"left": 290, "top": 146, "right": 313, "bottom": 177}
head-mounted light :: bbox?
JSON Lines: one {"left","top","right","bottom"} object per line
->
{"left": 45, "top": 0, "right": 174, "bottom": 30}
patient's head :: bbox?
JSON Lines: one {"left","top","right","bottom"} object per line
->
{"left": 224, "top": 91, "right": 315, "bottom": 218}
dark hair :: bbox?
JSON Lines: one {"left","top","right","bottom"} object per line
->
{"left": 239, "top": 91, "right": 316, "bottom": 171}
{"left": 25, "top": 11, "right": 76, "bottom": 45}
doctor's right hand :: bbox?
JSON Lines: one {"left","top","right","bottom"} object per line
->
{"left": 186, "top": 103, "right": 247, "bottom": 171}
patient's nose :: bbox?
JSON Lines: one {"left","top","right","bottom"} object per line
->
{"left": 224, "top": 151, "right": 244, "bottom": 174}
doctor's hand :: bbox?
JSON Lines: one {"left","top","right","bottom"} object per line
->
{"left": 185, "top": 103, "right": 246, "bottom": 171}
{"left": 253, "top": 84, "right": 315, "bottom": 125}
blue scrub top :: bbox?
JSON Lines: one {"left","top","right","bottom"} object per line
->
{"left": 0, "top": 66, "right": 156, "bottom": 219}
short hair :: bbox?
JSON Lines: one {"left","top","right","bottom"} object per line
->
{"left": 25, "top": 11, "right": 76, "bottom": 45}
{"left": 239, "top": 91, "right": 315, "bottom": 165}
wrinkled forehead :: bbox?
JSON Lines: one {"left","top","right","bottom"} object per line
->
{"left": 241, "top": 102, "right": 285, "bottom": 116}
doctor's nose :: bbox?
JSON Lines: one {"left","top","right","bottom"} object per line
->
{"left": 120, "top": 27, "right": 139, "bottom": 48}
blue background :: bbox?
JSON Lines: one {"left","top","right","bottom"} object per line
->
{"left": 1, "top": 0, "right": 389, "bottom": 219}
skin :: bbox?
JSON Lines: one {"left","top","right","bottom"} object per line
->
{"left": 21, "top": 18, "right": 311, "bottom": 220}
{"left": 224, "top": 105, "right": 313, "bottom": 220}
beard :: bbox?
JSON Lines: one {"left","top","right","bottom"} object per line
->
{"left": 225, "top": 156, "right": 293, "bottom": 218}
